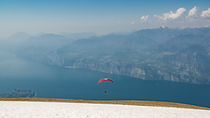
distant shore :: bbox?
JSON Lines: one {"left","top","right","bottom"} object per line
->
{"left": 0, "top": 98, "right": 209, "bottom": 110}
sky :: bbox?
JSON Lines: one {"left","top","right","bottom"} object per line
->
{"left": 0, "top": 0, "right": 210, "bottom": 37}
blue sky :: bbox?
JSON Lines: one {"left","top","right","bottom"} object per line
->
{"left": 0, "top": 0, "right": 210, "bottom": 37}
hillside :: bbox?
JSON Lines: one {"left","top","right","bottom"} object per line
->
{"left": 0, "top": 98, "right": 209, "bottom": 110}
{"left": 4, "top": 27, "right": 210, "bottom": 84}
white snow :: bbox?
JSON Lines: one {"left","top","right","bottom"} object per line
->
{"left": 0, "top": 101, "right": 209, "bottom": 118}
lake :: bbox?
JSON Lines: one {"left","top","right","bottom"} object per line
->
{"left": 0, "top": 58, "right": 210, "bottom": 108}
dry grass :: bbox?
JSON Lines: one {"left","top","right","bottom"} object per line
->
{"left": 0, "top": 98, "right": 209, "bottom": 110}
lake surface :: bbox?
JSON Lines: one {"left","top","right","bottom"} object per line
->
{"left": 0, "top": 58, "right": 210, "bottom": 108}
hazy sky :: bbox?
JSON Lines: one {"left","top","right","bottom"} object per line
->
{"left": 0, "top": 0, "right": 210, "bottom": 37}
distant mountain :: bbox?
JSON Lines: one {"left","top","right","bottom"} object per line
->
{"left": 11, "top": 28, "right": 210, "bottom": 84}
{"left": 60, "top": 32, "right": 98, "bottom": 40}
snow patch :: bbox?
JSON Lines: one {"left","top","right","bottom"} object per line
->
{"left": 0, "top": 101, "right": 209, "bottom": 118}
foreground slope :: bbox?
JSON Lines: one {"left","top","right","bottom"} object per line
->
{"left": 0, "top": 101, "right": 209, "bottom": 118}
{"left": 1, "top": 98, "right": 209, "bottom": 110}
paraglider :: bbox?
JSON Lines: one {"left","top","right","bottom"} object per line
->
{"left": 98, "top": 78, "right": 113, "bottom": 94}
{"left": 98, "top": 78, "right": 113, "bottom": 84}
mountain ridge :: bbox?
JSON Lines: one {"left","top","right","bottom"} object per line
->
{"left": 6, "top": 27, "right": 210, "bottom": 84}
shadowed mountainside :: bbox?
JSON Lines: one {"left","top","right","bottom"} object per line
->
{"left": 2, "top": 27, "right": 210, "bottom": 84}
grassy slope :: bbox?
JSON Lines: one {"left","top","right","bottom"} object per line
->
{"left": 0, "top": 98, "right": 209, "bottom": 110}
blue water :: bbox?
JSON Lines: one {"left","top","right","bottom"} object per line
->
{"left": 0, "top": 60, "right": 210, "bottom": 108}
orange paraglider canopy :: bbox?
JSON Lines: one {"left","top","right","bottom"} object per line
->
{"left": 98, "top": 78, "right": 113, "bottom": 84}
